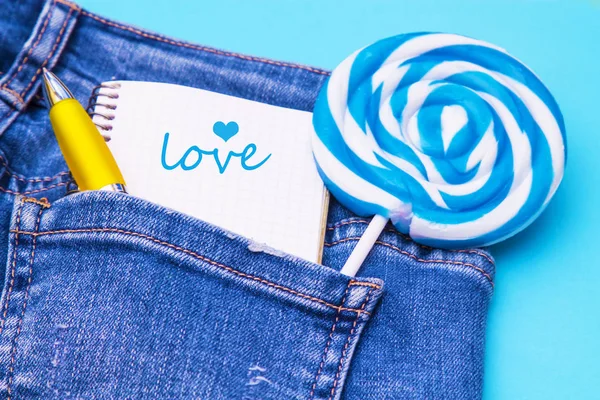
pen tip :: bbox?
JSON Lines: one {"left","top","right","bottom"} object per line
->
{"left": 41, "top": 68, "right": 74, "bottom": 108}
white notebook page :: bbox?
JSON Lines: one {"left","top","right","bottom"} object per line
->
{"left": 92, "top": 81, "right": 328, "bottom": 263}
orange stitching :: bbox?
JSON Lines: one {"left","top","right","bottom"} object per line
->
{"left": 309, "top": 283, "right": 351, "bottom": 400}
{"left": 327, "top": 220, "right": 369, "bottom": 231}
{"left": 327, "top": 219, "right": 495, "bottom": 263}
{"left": 0, "top": 182, "right": 67, "bottom": 196}
{"left": 10, "top": 227, "right": 372, "bottom": 316}
{"left": 22, "top": 197, "right": 51, "bottom": 208}
{"left": 20, "top": 7, "right": 74, "bottom": 98}
{"left": 80, "top": 11, "right": 330, "bottom": 77}
{"left": 0, "top": 200, "right": 25, "bottom": 335}
{"left": 6, "top": 205, "right": 44, "bottom": 400}
{"left": 348, "top": 281, "right": 380, "bottom": 289}
{"left": 326, "top": 237, "right": 494, "bottom": 286}
{"left": 1, "top": 87, "right": 24, "bottom": 104}
{"left": 1, "top": 1, "right": 56, "bottom": 91}
{"left": 454, "top": 249, "right": 494, "bottom": 266}
{"left": 327, "top": 219, "right": 495, "bottom": 266}
{"left": 328, "top": 289, "right": 372, "bottom": 400}
{"left": 54, "top": 0, "right": 81, "bottom": 10}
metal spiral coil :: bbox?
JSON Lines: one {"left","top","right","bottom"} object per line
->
{"left": 86, "top": 82, "right": 122, "bottom": 141}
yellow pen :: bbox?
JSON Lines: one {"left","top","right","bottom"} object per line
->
{"left": 41, "top": 68, "right": 127, "bottom": 193}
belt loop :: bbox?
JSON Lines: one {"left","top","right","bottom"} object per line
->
{"left": 0, "top": 0, "right": 80, "bottom": 114}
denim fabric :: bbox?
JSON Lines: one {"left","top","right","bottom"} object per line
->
{"left": 0, "top": 0, "right": 495, "bottom": 399}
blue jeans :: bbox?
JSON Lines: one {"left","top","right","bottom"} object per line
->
{"left": 0, "top": 0, "right": 495, "bottom": 398}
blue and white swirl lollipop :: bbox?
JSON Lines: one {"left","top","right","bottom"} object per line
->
{"left": 312, "top": 33, "right": 566, "bottom": 275}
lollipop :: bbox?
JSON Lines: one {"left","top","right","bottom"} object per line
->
{"left": 312, "top": 33, "right": 566, "bottom": 276}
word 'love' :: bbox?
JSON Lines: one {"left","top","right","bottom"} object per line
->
{"left": 160, "top": 132, "right": 271, "bottom": 174}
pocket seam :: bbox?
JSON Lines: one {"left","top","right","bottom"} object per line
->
{"left": 308, "top": 282, "right": 352, "bottom": 400}
{"left": 5, "top": 203, "right": 44, "bottom": 400}
{"left": 326, "top": 237, "right": 494, "bottom": 286}
{"left": 0, "top": 200, "right": 25, "bottom": 337}
{"left": 328, "top": 288, "right": 373, "bottom": 400}
{"left": 327, "top": 219, "right": 495, "bottom": 266}
{"left": 9, "top": 227, "right": 380, "bottom": 315}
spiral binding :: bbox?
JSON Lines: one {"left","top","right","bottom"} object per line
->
{"left": 86, "top": 82, "right": 121, "bottom": 141}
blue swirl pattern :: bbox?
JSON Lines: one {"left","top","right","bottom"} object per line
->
{"left": 312, "top": 33, "right": 566, "bottom": 248}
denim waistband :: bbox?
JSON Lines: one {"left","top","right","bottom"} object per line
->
{"left": 0, "top": 0, "right": 330, "bottom": 193}
{"left": 0, "top": 0, "right": 330, "bottom": 115}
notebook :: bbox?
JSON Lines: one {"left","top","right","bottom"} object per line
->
{"left": 88, "top": 81, "right": 328, "bottom": 263}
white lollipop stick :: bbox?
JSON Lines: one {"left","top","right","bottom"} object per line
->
{"left": 340, "top": 215, "right": 388, "bottom": 277}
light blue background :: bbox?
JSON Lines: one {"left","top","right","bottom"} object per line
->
{"left": 76, "top": 1, "right": 600, "bottom": 398}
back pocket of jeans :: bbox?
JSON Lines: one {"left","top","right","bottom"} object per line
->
{"left": 0, "top": 192, "right": 383, "bottom": 400}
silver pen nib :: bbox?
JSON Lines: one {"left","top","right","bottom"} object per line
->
{"left": 41, "top": 68, "right": 74, "bottom": 108}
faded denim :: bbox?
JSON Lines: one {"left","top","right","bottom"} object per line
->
{"left": 0, "top": 0, "right": 495, "bottom": 399}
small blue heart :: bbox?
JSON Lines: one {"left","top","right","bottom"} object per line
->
{"left": 213, "top": 121, "right": 239, "bottom": 142}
